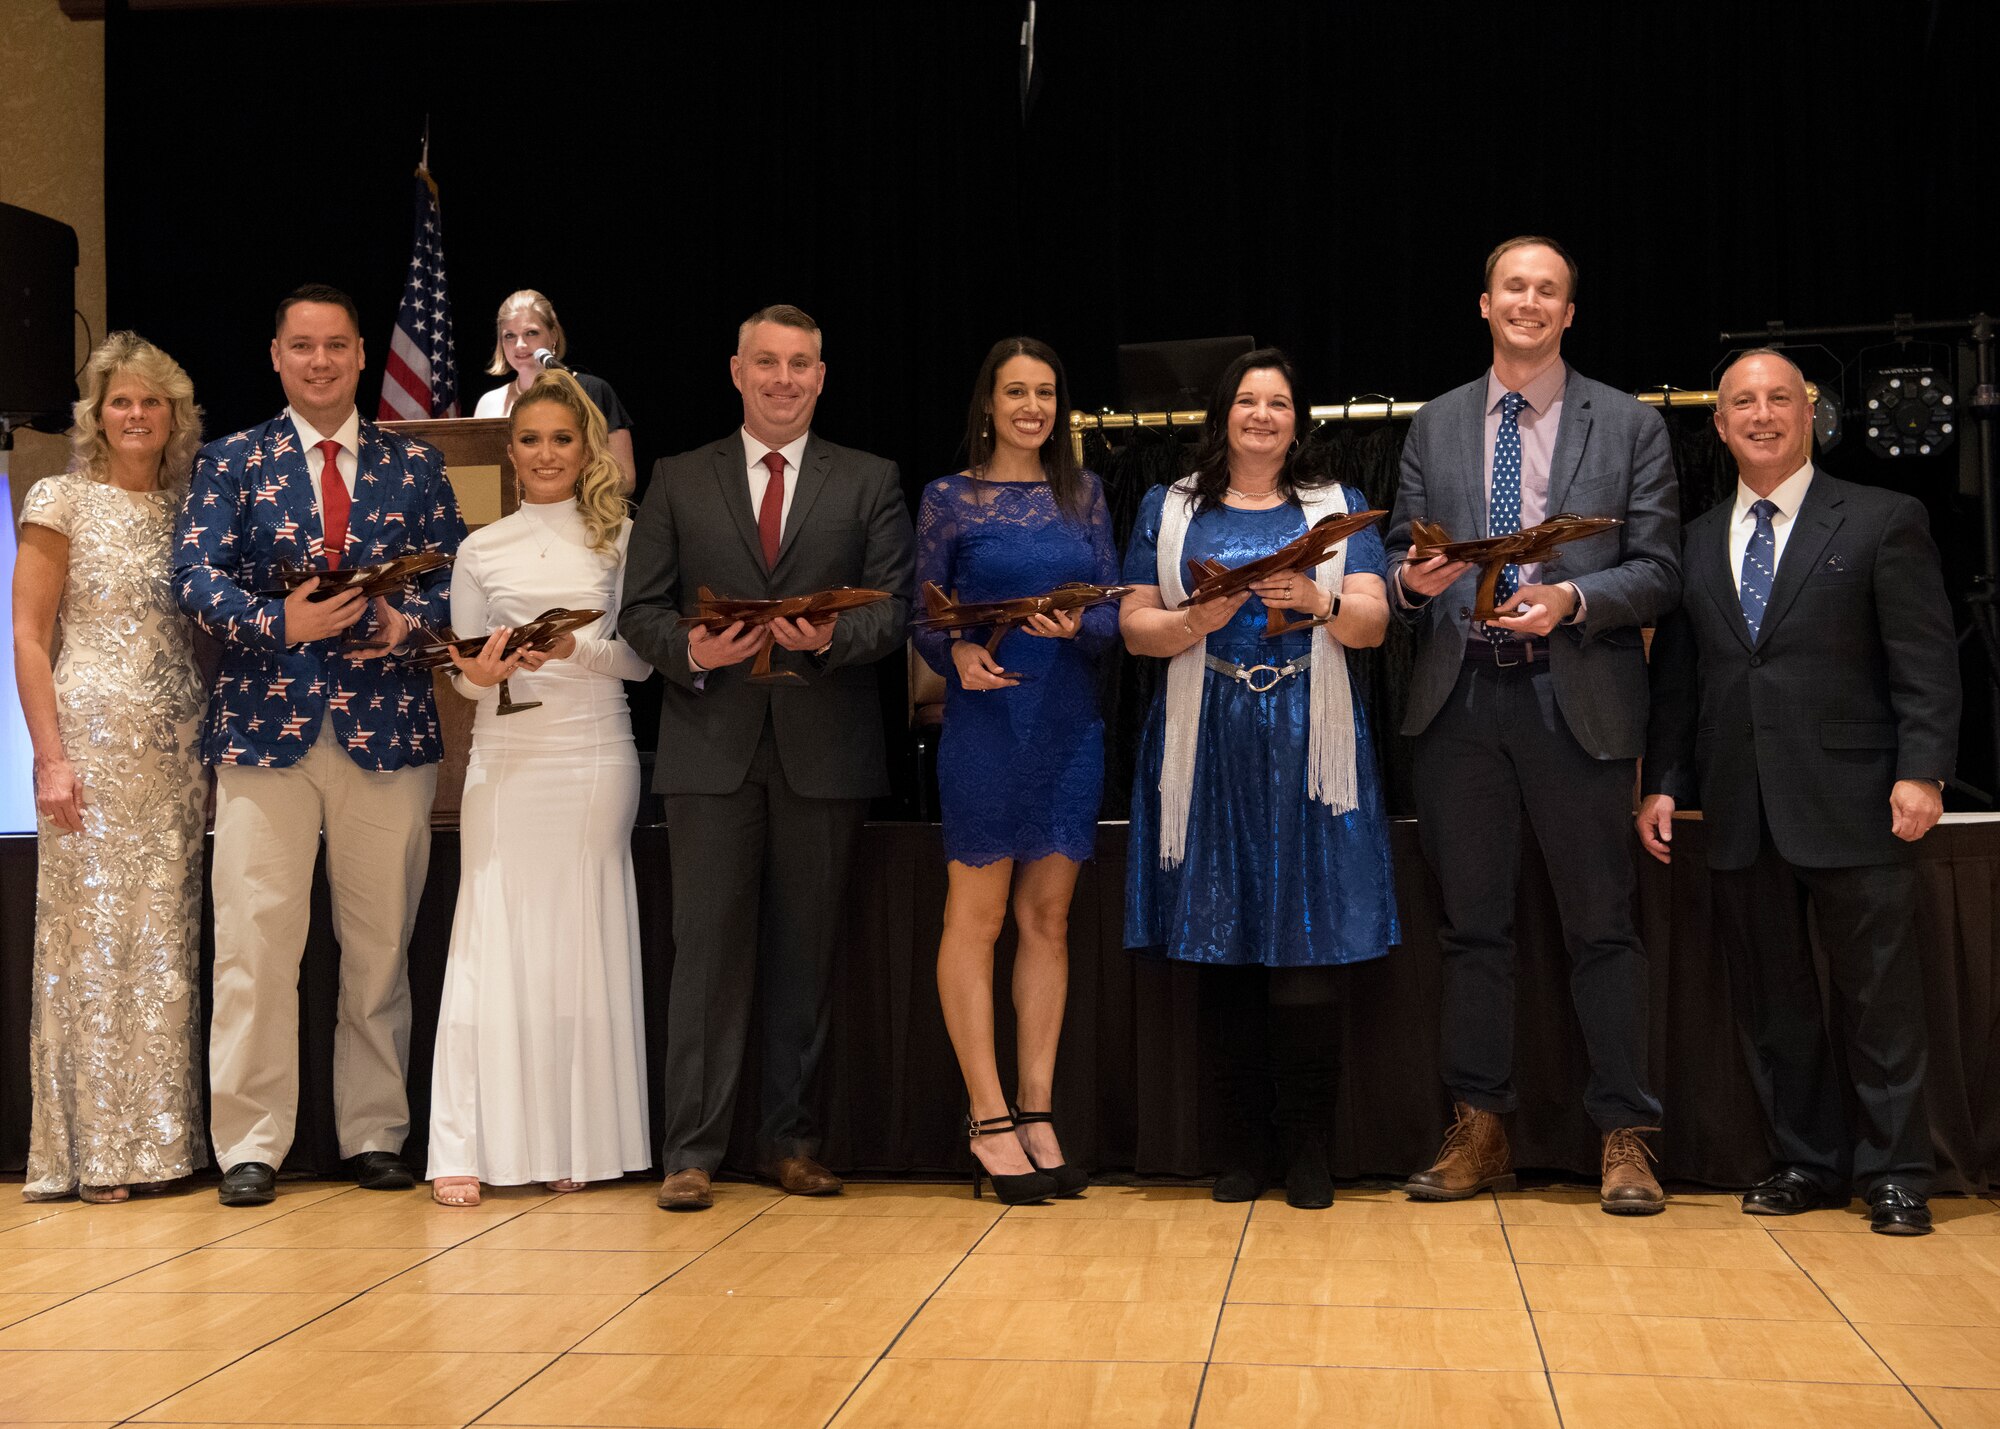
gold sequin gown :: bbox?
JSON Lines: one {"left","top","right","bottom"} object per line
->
{"left": 20, "top": 473, "right": 207, "bottom": 1196}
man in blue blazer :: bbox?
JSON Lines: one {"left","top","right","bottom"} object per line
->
{"left": 175, "top": 284, "right": 463, "bottom": 1206}
{"left": 1385, "top": 237, "right": 1680, "bottom": 1213}
{"left": 1640, "top": 350, "right": 1957, "bottom": 1235}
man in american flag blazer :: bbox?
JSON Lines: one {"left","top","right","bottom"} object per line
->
{"left": 175, "top": 284, "right": 464, "bottom": 1206}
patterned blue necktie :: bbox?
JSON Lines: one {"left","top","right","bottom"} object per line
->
{"left": 1738, "top": 498, "right": 1779, "bottom": 643}
{"left": 1487, "top": 391, "right": 1527, "bottom": 635}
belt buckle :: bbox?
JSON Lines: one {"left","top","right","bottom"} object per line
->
{"left": 1491, "top": 637, "right": 1521, "bottom": 669}
{"left": 1242, "top": 662, "right": 1283, "bottom": 693}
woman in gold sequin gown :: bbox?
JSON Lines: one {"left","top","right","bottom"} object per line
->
{"left": 11, "top": 333, "right": 207, "bottom": 1201}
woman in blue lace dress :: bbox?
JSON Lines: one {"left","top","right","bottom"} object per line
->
{"left": 916, "top": 337, "right": 1118, "bottom": 1204}
{"left": 1121, "top": 348, "right": 1399, "bottom": 1209}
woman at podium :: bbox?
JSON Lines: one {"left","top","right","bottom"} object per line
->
{"left": 1119, "top": 348, "right": 1398, "bottom": 1209}
{"left": 13, "top": 334, "right": 207, "bottom": 1201}
{"left": 427, "top": 370, "right": 654, "bottom": 1205}
{"left": 472, "top": 289, "right": 637, "bottom": 493}
{"left": 914, "top": 337, "right": 1119, "bottom": 1205}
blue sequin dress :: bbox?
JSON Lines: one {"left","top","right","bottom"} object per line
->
{"left": 1123, "top": 484, "right": 1399, "bottom": 966}
{"left": 915, "top": 472, "right": 1120, "bottom": 867}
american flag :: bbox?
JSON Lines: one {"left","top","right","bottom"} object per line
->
{"left": 378, "top": 158, "right": 459, "bottom": 420}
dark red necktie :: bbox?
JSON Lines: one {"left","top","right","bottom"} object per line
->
{"left": 758, "top": 450, "right": 785, "bottom": 569}
{"left": 318, "top": 438, "right": 350, "bottom": 568}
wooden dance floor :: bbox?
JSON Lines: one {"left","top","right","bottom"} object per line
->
{"left": 1, "top": 1177, "right": 1997, "bottom": 1427}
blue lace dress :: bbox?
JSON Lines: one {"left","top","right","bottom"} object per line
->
{"left": 915, "top": 471, "right": 1120, "bottom": 867}
{"left": 1123, "top": 484, "right": 1399, "bottom": 966}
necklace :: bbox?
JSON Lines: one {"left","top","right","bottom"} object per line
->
{"left": 523, "top": 502, "right": 563, "bottom": 558}
{"left": 1226, "top": 485, "right": 1279, "bottom": 500}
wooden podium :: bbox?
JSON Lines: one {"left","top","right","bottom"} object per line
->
{"left": 378, "top": 417, "right": 517, "bottom": 826}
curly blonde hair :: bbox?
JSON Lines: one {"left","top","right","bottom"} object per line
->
{"left": 510, "top": 370, "right": 626, "bottom": 554}
{"left": 69, "top": 332, "right": 203, "bottom": 492}
{"left": 487, "top": 289, "right": 566, "bottom": 377}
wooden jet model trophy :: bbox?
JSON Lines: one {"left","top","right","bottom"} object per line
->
{"left": 258, "top": 551, "right": 454, "bottom": 601}
{"left": 1178, "top": 508, "right": 1389, "bottom": 637}
{"left": 1406, "top": 513, "right": 1623, "bottom": 621}
{"left": 678, "top": 586, "right": 893, "bottom": 684}
{"left": 912, "top": 580, "right": 1133, "bottom": 680}
{"left": 401, "top": 607, "right": 606, "bottom": 716}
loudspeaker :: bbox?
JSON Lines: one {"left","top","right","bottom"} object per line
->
{"left": 0, "top": 201, "right": 79, "bottom": 427}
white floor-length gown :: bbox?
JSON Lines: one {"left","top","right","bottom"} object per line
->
{"left": 427, "top": 499, "right": 654, "bottom": 1185}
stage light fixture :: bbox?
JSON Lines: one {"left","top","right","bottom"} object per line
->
{"left": 1862, "top": 366, "right": 1956, "bottom": 458}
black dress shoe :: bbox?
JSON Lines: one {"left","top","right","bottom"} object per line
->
{"left": 1741, "top": 1168, "right": 1846, "bottom": 1216}
{"left": 1868, "top": 1183, "right": 1933, "bottom": 1236}
{"left": 352, "top": 1151, "right": 415, "bottom": 1191}
{"left": 219, "top": 1161, "right": 276, "bottom": 1207}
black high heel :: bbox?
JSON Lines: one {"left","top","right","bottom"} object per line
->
{"left": 967, "top": 1113, "right": 1057, "bottom": 1205}
{"left": 1010, "top": 1108, "right": 1089, "bottom": 1197}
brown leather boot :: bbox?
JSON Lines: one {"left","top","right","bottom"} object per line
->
{"left": 1600, "top": 1127, "right": 1666, "bottom": 1215}
{"left": 1405, "top": 1102, "right": 1514, "bottom": 1200}
{"left": 656, "top": 1167, "right": 713, "bottom": 1211}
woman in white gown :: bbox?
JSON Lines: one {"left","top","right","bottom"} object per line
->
{"left": 428, "top": 369, "right": 654, "bottom": 1205}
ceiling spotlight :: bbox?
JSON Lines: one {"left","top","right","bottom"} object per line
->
{"left": 1862, "top": 366, "right": 1956, "bottom": 459}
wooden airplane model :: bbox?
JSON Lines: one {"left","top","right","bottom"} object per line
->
{"left": 1406, "top": 513, "right": 1624, "bottom": 621}
{"left": 259, "top": 551, "right": 454, "bottom": 602}
{"left": 1178, "top": 508, "right": 1389, "bottom": 638}
{"left": 913, "top": 580, "right": 1133, "bottom": 678}
{"left": 402, "top": 606, "right": 605, "bottom": 715}
{"left": 677, "top": 585, "right": 892, "bottom": 684}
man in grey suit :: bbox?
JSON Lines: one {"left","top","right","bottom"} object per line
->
{"left": 1640, "top": 350, "right": 1957, "bottom": 1235}
{"left": 1385, "top": 237, "right": 1680, "bottom": 1214}
{"left": 620, "top": 304, "right": 916, "bottom": 1210}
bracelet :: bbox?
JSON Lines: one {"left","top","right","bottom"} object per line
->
{"left": 1181, "top": 609, "right": 1195, "bottom": 638}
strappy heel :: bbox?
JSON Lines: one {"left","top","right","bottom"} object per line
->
{"left": 967, "top": 1113, "right": 1057, "bottom": 1205}
{"left": 1010, "top": 1108, "right": 1089, "bottom": 1198}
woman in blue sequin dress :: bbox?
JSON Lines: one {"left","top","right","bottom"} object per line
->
{"left": 1121, "top": 348, "right": 1399, "bottom": 1208}
{"left": 916, "top": 338, "right": 1118, "bottom": 1203}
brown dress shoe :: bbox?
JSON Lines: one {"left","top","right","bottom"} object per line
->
{"left": 1600, "top": 1127, "right": 1666, "bottom": 1215}
{"left": 762, "top": 1154, "right": 843, "bottom": 1196}
{"left": 656, "top": 1167, "right": 713, "bottom": 1211}
{"left": 1406, "top": 1102, "right": 1515, "bottom": 1200}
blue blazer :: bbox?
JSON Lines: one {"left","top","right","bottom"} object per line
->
{"left": 174, "top": 411, "right": 464, "bottom": 770}
{"left": 1384, "top": 366, "right": 1681, "bottom": 760}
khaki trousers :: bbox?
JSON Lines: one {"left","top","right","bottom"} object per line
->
{"left": 208, "top": 721, "right": 436, "bottom": 1169}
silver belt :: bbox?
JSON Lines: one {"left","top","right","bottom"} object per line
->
{"left": 1204, "top": 651, "right": 1311, "bottom": 693}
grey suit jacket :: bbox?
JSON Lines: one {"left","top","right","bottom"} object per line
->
{"left": 1384, "top": 366, "right": 1681, "bottom": 760}
{"left": 1643, "top": 471, "right": 1959, "bottom": 869}
{"left": 619, "top": 430, "right": 917, "bottom": 799}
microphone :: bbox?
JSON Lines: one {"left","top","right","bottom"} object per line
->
{"left": 533, "top": 348, "right": 569, "bottom": 373}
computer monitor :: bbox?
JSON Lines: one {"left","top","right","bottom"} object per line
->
{"left": 1116, "top": 335, "right": 1256, "bottom": 413}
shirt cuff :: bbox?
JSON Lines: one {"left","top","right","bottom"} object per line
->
{"left": 1393, "top": 565, "right": 1429, "bottom": 609}
{"left": 1561, "top": 581, "right": 1586, "bottom": 625}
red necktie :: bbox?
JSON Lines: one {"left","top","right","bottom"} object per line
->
{"left": 758, "top": 450, "right": 785, "bottom": 569}
{"left": 318, "top": 438, "right": 350, "bottom": 568}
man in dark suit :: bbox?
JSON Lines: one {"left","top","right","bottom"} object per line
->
{"left": 1386, "top": 237, "right": 1681, "bottom": 1214}
{"left": 177, "top": 284, "right": 462, "bottom": 1205}
{"left": 1639, "top": 349, "right": 1958, "bottom": 1235}
{"left": 621, "top": 304, "right": 915, "bottom": 1210}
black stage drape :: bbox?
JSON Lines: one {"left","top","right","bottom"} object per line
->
{"left": 5, "top": 817, "right": 1995, "bottom": 1191}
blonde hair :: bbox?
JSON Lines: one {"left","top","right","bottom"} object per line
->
{"left": 509, "top": 370, "right": 625, "bottom": 554}
{"left": 69, "top": 332, "right": 203, "bottom": 492}
{"left": 487, "top": 289, "right": 567, "bottom": 376}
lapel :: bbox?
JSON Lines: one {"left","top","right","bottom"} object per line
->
{"left": 1458, "top": 384, "right": 1491, "bottom": 538}
{"left": 1754, "top": 469, "right": 1842, "bottom": 647}
{"left": 776, "top": 434, "right": 833, "bottom": 570}
{"left": 1544, "top": 367, "right": 1591, "bottom": 515}
{"left": 711, "top": 436, "right": 764, "bottom": 578}
{"left": 1693, "top": 503, "right": 1753, "bottom": 653}
{"left": 252, "top": 413, "right": 319, "bottom": 568}
{"left": 351, "top": 420, "right": 393, "bottom": 564}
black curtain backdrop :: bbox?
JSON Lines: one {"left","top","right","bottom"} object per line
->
{"left": 100, "top": 0, "right": 2000, "bottom": 798}
{"left": 5, "top": 819, "right": 1997, "bottom": 1191}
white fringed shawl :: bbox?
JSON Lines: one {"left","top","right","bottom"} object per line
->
{"left": 1154, "top": 479, "right": 1358, "bottom": 868}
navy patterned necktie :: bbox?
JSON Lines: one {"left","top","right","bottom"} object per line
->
{"left": 1738, "top": 498, "right": 1779, "bottom": 642}
{"left": 1487, "top": 391, "right": 1527, "bottom": 636}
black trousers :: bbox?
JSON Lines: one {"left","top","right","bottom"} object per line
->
{"left": 658, "top": 717, "right": 866, "bottom": 1173}
{"left": 1413, "top": 661, "right": 1660, "bottom": 1130}
{"left": 1711, "top": 819, "right": 1931, "bottom": 1195}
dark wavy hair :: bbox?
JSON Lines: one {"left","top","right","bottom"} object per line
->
{"left": 1186, "top": 347, "right": 1329, "bottom": 512}
{"left": 963, "top": 336, "right": 1085, "bottom": 519}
